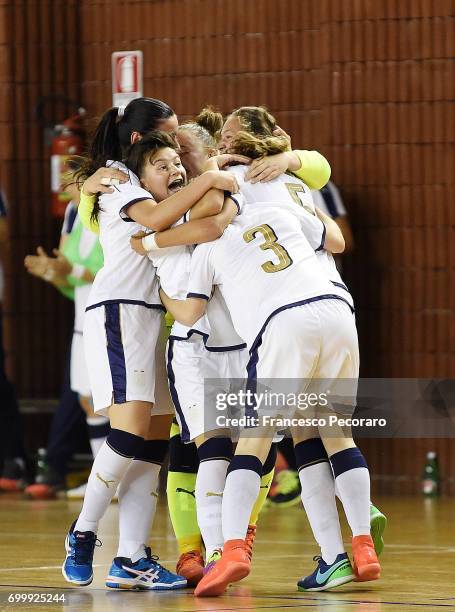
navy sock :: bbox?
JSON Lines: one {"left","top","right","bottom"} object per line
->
{"left": 294, "top": 438, "right": 329, "bottom": 472}
{"left": 330, "top": 447, "right": 368, "bottom": 479}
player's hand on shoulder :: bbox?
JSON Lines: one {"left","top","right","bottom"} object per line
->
{"left": 82, "top": 167, "right": 129, "bottom": 196}
{"left": 245, "top": 152, "right": 290, "bottom": 184}
{"left": 207, "top": 154, "right": 251, "bottom": 170}
{"left": 206, "top": 170, "right": 239, "bottom": 193}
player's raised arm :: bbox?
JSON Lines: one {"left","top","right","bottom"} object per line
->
{"left": 126, "top": 170, "right": 237, "bottom": 232}
{"left": 130, "top": 194, "right": 240, "bottom": 255}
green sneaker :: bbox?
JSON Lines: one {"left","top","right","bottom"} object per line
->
{"left": 298, "top": 553, "right": 354, "bottom": 591}
{"left": 203, "top": 548, "right": 222, "bottom": 575}
{"left": 370, "top": 503, "right": 387, "bottom": 557}
{"left": 270, "top": 470, "right": 301, "bottom": 507}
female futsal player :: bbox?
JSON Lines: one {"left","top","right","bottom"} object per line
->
{"left": 62, "top": 99, "right": 238, "bottom": 591}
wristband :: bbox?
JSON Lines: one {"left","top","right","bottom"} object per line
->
{"left": 71, "top": 263, "right": 85, "bottom": 279}
{"left": 142, "top": 233, "right": 160, "bottom": 252}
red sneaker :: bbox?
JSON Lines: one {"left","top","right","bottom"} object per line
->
{"left": 0, "top": 458, "right": 28, "bottom": 492}
{"left": 24, "top": 483, "right": 58, "bottom": 500}
{"left": 0, "top": 477, "right": 24, "bottom": 492}
{"left": 245, "top": 525, "right": 257, "bottom": 560}
{"left": 194, "top": 539, "right": 251, "bottom": 597}
{"left": 176, "top": 550, "right": 204, "bottom": 586}
{"left": 352, "top": 534, "right": 381, "bottom": 582}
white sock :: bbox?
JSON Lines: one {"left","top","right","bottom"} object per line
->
{"left": 75, "top": 441, "right": 135, "bottom": 533}
{"left": 335, "top": 467, "right": 371, "bottom": 536}
{"left": 299, "top": 462, "right": 345, "bottom": 564}
{"left": 117, "top": 460, "right": 161, "bottom": 559}
{"left": 336, "top": 480, "right": 374, "bottom": 510}
{"left": 86, "top": 416, "right": 109, "bottom": 458}
{"left": 89, "top": 436, "right": 106, "bottom": 458}
{"left": 195, "top": 459, "right": 229, "bottom": 559}
{"left": 222, "top": 469, "right": 260, "bottom": 542}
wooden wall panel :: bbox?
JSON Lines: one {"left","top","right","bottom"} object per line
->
{"left": 1, "top": 0, "right": 81, "bottom": 397}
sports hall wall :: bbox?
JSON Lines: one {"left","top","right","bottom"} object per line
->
{"left": 1, "top": 1, "right": 453, "bottom": 494}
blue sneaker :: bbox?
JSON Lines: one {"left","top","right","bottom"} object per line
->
{"left": 297, "top": 553, "right": 354, "bottom": 592}
{"left": 105, "top": 547, "right": 187, "bottom": 590}
{"left": 62, "top": 520, "right": 100, "bottom": 586}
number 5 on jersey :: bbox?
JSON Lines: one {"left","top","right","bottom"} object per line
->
{"left": 285, "top": 183, "right": 315, "bottom": 216}
{"left": 243, "top": 224, "right": 293, "bottom": 273}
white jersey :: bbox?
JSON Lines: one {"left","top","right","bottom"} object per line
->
{"left": 228, "top": 165, "right": 326, "bottom": 251}
{"left": 205, "top": 288, "right": 245, "bottom": 350}
{"left": 147, "top": 224, "right": 210, "bottom": 340}
{"left": 229, "top": 166, "right": 353, "bottom": 308}
{"left": 188, "top": 205, "right": 350, "bottom": 348}
{"left": 86, "top": 161, "right": 162, "bottom": 310}
{"left": 150, "top": 213, "right": 245, "bottom": 350}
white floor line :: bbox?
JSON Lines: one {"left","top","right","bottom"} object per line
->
{"left": 0, "top": 559, "right": 176, "bottom": 573}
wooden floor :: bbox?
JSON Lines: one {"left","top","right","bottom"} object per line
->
{"left": 0, "top": 495, "right": 454, "bottom": 611}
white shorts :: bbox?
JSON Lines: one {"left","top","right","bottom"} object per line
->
{"left": 153, "top": 318, "right": 175, "bottom": 416}
{"left": 84, "top": 302, "right": 165, "bottom": 415}
{"left": 70, "top": 331, "right": 91, "bottom": 398}
{"left": 166, "top": 333, "right": 248, "bottom": 442}
{"left": 246, "top": 298, "right": 359, "bottom": 421}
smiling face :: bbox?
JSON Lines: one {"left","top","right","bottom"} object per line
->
{"left": 140, "top": 147, "right": 187, "bottom": 202}
{"left": 219, "top": 115, "right": 241, "bottom": 153}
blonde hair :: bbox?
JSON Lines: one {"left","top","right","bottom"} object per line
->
{"left": 179, "top": 106, "right": 223, "bottom": 149}
{"left": 228, "top": 106, "right": 289, "bottom": 159}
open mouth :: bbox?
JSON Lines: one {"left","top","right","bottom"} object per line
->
{"left": 168, "top": 177, "right": 184, "bottom": 193}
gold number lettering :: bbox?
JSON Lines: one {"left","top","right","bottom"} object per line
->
{"left": 243, "top": 223, "right": 293, "bottom": 273}
{"left": 285, "top": 183, "right": 315, "bottom": 216}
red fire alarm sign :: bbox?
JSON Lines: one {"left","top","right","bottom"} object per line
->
{"left": 112, "top": 50, "right": 143, "bottom": 107}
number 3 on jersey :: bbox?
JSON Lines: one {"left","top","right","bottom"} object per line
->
{"left": 243, "top": 224, "right": 293, "bottom": 273}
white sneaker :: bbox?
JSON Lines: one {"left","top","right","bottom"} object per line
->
{"left": 66, "top": 482, "right": 87, "bottom": 499}
{"left": 66, "top": 482, "right": 119, "bottom": 501}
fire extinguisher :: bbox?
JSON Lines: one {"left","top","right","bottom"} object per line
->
{"left": 50, "top": 110, "right": 85, "bottom": 218}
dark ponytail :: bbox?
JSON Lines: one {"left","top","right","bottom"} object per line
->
{"left": 88, "top": 107, "right": 122, "bottom": 168}
{"left": 87, "top": 97, "right": 174, "bottom": 169}
{"left": 75, "top": 97, "right": 175, "bottom": 222}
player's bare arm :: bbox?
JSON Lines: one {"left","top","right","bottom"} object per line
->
{"left": 127, "top": 171, "right": 238, "bottom": 232}
{"left": 159, "top": 289, "right": 207, "bottom": 326}
{"left": 130, "top": 196, "right": 238, "bottom": 254}
{"left": 315, "top": 207, "right": 345, "bottom": 254}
